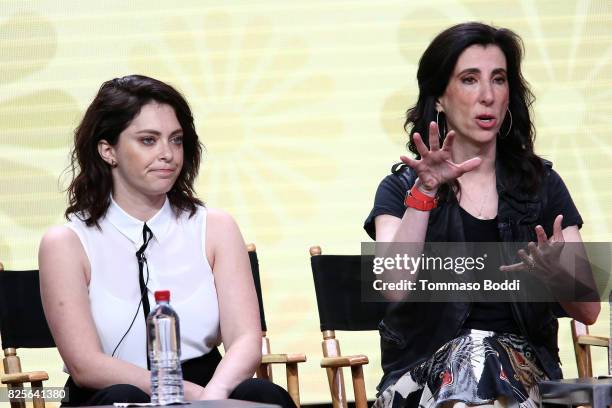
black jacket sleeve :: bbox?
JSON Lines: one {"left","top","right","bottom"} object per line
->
{"left": 363, "top": 165, "right": 415, "bottom": 240}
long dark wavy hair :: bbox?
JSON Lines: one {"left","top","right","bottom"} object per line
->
{"left": 405, "top": 22, "right": 544, "bottom": 199}
{"left": 66, "top": 74, "right": 203, "bottom": 226}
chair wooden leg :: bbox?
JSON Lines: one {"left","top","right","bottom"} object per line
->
{"left": 608, "top": 332, "right": 612, "bottom": 376}
{"left": 256, "top": 363, "right": 272, "bottom": 381}
{"left": 571, "top": 321, "right": 594, "bottom": 378}
{"left": 3, "top": 348, "right": 22, "bottom": 374}
{"left": 3, "top": 348, "right": 26, "bottom": 408}
{"left": 6, "top": 384, "right": 26, "bottom": 408}
{"left": 351, "top": 365, "right": 367, "bottom": 408}
{"left": 285, "top": 362, "right": 300, "bottom": 408}
{"left": 258, "top": 336, "right": 274, "bottom": 381}
{"left": 328, "top": 367, "right": 348, "bottom": 408}
{"left": 322, "top": 333, "right": 348, "bottom": 408}
{"left": 31, "top": 380, "right": 45, "bottom": 408}
{"left": 574, "top": 343, "right": 592, "bottom": 378}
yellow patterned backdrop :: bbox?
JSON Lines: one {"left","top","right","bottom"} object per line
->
{"left": 0, "top": 0, "right": 610, "bottom": 405}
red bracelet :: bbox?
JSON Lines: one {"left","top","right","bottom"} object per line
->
{"left": 404, "top": 184, "right": 438, "bottom": 211}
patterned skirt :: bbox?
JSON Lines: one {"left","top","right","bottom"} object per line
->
{"left": 373, "top": 329, "right": 547, "bottom": 408}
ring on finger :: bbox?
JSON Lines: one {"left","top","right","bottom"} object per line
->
{"left": 526, "top": 256, "right": 536, "bottom": 272}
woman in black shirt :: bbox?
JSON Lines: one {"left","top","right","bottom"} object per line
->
{"left": 364, "top": 22, "right": 599, "bottom": 408}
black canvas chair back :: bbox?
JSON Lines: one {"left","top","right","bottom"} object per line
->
{"left": 246, "top": 244, "right": 306, "bottom": 407}
{"left": 0, "top": 266, "right": 53, "bottom": 408}
{"left": 309, "top": 246, "right": 388, "bottom": 408}
{"left": 310, "top": 253, "right": 387, "bottom": 332}
{"left": 0, "top": 269, "right": 54, "bottom": 350}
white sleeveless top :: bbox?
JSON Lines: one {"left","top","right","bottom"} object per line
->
{"left": 66, "top": 197, "right": 220, "bottom": 369}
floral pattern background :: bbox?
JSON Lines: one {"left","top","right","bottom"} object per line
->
{"left": 0, "top": 1, "right": 610, "bottom": 405}
{"left": 127, "top": 12, "right": 342, "bottom": 245}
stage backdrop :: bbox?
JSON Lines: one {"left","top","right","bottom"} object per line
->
{"left": 1, "top": 0, "right": 610, "bottom": 405}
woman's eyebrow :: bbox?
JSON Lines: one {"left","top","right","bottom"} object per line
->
{"left": 457, "top": 68, "right": 480, "bottom": 75}
{"left": 135, "top": 128, "right": 183, "bottom": 135}
{"left": 457, "top": 67, "right": 507, "bottom": 76}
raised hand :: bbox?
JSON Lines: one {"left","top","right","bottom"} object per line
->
{"left": 400, "top": 121, "right": 481, "bottom": 193}
{"left": 500, "top": 215, "right": 566, "bottom": 281}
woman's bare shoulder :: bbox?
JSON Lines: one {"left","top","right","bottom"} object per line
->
{"left": 205, "top": 207, "right": 241, "bottom": 232}
{"left": 40, "top": 225, "right": 81, "bottom": 249}
{"left": 203, "top": 207, "right": 246, "bottom": 268}
{"left": 205, "top": 207, "right": 235, "bottom": 222}
{"left": 39, "top": 225, "right": 89, "bottom": 279}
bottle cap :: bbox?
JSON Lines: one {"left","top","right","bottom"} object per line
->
{"left": 154, "top": 290, "right": 170, "bottom": 302}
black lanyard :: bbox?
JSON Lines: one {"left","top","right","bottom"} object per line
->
{"left": 136, "top": 224, "right": 153, "bottom": 369}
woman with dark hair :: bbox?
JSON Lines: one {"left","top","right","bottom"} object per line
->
{"left": 364, "top": 23, "right": 599, "bottom": 407}
{"left": 39, "top": 75, "right": 295, "bottom": 407}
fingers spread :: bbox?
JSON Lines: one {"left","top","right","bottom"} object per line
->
{"left": 429, "top": 121, "right": 441, "bottom": 151}
{"left": 518, "top": 248, "right": 534, "bottom": 269}
{"left": 535, "top": 225, "right": 549, "bottom": 248}
{"left": 553, "top": 214, "right": 564, "bottom": 242}
{"left": 441, "top": 130, "right": 455, "bottom": 152}
{"left": 528, "top": 242, "right": 544, "bottom": 265}
{"left": 500, "top": 262, "right": 526, "bottom": 273}
{"left": 413, "top": 132, "right": 430, "bottom": 158}
{"left": 400, "top": 155, "right": 419, "bottom": 169}
{"left": 458, "top": 157, "right": 482, "bottom": 174}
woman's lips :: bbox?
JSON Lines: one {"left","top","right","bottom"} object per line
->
{"left": 475, "top": 117, "right": 497, "bottom": 130}
{"left": 151, "top": 168, "right": 176, "bottom": 177}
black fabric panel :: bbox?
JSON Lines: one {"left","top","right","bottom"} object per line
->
{"left": 310, "top": 255, "right": 388, "bottom": 332}
{"left": 0, "top": 269, "right": 55, "bottom": 349}
{"left": 248, "top": 250, "right": 267, "bottom": 332}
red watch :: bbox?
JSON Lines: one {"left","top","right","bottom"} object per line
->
{"left": 404, "top": 184, "right": 438, "bottom": 211}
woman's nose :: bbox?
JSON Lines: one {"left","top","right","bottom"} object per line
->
{"left": 158, "top": 140, "right": 174, "bottom": 161}
{"left": 479, "top": 83, "right": 494, "bottom": 105}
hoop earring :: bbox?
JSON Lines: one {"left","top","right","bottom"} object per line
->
{"left": 500, "top": 108, "right": 513, "bottom": 139}
{"left": 436, "top": 110, "right": 446, "bottom": 139}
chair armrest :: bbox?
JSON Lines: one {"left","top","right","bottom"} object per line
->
{"left": 1, "top": 371, "right": 49, "bottom": 384}
{"left": 576, "top": 335, "right": 609, "bottom": 347}
{"left": 261, "top": 353, "right": 307, "bottom": 364}
{"left": 321, "top": 355, "right": 369, "bottom": 368}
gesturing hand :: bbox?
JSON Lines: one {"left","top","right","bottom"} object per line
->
{"left": 400, "top": 121, "right": 482, "bottom": 193}
{"left": 500, "top": 215, "right": 566, "bottom": 282}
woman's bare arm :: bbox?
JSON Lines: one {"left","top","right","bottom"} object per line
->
{"left": 202, "top": 209, "right": 261, "bottom": 399}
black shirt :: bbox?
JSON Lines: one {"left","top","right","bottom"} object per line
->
{"left": 459, "top": 206, "right": 519, "bottom": 334}
{"left": 363, "top": 164, "right": 584, "bottom": 334}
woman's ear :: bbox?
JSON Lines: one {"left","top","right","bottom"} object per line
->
{"left": 435, "top": 99, "right": 444, "bottom": 113}
{"left": 98, "top": 140, "right": 117, "bottom": 167}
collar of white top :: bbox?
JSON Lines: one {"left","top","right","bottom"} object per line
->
{"left": 106, "top": 195, "right": 172, "bottom": 246}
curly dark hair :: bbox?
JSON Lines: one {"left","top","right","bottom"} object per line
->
{"left": 65, "top": 74, "right": 203, "bottom": 226}
{"left": 404, "top": 22, "right": 544, "bottom": 198}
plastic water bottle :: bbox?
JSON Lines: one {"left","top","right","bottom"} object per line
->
{"left": 147, "top": 290, "right": 185, "bottom": 405}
